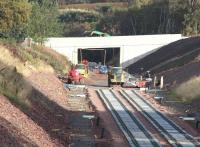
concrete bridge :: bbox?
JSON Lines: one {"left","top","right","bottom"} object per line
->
{"left": 45, "top": 34, "right": 184, "bottom": 67}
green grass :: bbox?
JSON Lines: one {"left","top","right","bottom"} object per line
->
{"left": 0, "top": 81, "right": 29, "bottom": 111}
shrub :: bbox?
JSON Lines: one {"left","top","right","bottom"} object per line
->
{"left": 175, "top": 76, "right": 200, "bottom": 102}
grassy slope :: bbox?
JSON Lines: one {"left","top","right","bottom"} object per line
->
{"left": 0, "top": 41, "right": 70, "bottom": 110}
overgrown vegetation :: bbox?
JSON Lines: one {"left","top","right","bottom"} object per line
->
{"left": 0, "top": 63, "right": 31, "bottom": 111}
{"left": 0, "top": 0, "right": 62, "bottom": 43}
{"left": 59, "top": 9, "right": 100, "bottom": 36}
{"left": 58, "top": 0, "right": 127, "bottom": 5}
{"left": 0, "top": 0, "right": 31, "bottom": 41}
{"left": 175, "top": 76, "right": 200, "bottom": 102}
{"left": 28, "top": 0, "right": 62, "bottom": 43}
{"left": 1, "top": 0, "right": 200, "bottom": 39}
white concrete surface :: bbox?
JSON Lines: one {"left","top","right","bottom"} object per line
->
{"left": 45, "top": 34, "right": 184, "bottom": 67}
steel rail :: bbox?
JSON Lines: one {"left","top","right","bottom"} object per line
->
{"left": 121, "top": 89, "right": 200, "bottom": 147}
{"left": 97, "top": 89, "right": 161, "bottom": 147}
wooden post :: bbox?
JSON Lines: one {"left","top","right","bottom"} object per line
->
{"left": 104, "top": 49, "right": 106, "bottom": 65}
{"left": 160, "top": 76, "right": 164, "bottom": 89}
{"left": 154, "top": 76, "right": 157, "bottom": 88}
{"left": 100, "top": 128, "right": 105, "bottom": 138}
{"left": 96, "top": 117, "right": 100, "bottom": 127}
{"left": 80, "top": 49, "right": 82, "bottom": 63}
{"left": 196, "top": 121, "right": 200, "bottom": 129}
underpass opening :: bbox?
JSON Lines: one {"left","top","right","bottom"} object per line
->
{"left": 78, "top": 48, "right": 120, "bottom": 66}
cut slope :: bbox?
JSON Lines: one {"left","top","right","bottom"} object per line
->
{"left": 0, "top": 42, "right": 71, "bottom": 146}
{"left": 127, "top": 37, "right": 200, "bottom": 74}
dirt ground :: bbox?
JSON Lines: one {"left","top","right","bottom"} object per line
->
{"left": 0, "top": 70, "right": 199, "bottom": 147}
{"left": 86, "top": 71, "right": 200, "bottom": 145}
{"left": 0, "top": 71, "right": 114, "bottom": 147}
{"left": 0, "top": 72, "right": 71, "bottom": 146}
{"left": 0, "top": 95, "right": 57, "bottom": 147}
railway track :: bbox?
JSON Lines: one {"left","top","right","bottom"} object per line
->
{"left": 97, "top": 89, "right": 161, "bottom": 147}
{"left": 120, "top": 90, "right": 200, "bottom": 147}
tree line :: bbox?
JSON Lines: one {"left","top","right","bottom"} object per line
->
{"left": 95, "top": 0, "right": 200, "bottom": 36}
{"left": 0, "top": 0, "right": 200, "bottom": 42}
{"left": 58, "top": 0, "right": 127, "bottom": 5}
{"left": 60, "top": 0, "right": 200, "bottom": 37}
{"left": 0, "top": 0, "right": 61, "bottom": 43}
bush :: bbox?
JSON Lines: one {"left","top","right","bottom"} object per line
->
{"left": 0, "top": 65, "right": 31, "bottom": 111}
{"left": 175, "top": 76, "right": 200, "bottom": 102}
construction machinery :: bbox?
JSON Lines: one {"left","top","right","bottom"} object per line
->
{"left": 67, "top": 67, "right": 84, "bottom": 84}
{"left": 75, "top": 63, "right": 88, "bottom": 78}
{"left": 108, "top": 67, "right": 125, "bottom": 87}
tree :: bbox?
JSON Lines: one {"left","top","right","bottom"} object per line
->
{"left": 0, "top": 0, "right": 31, "bottom": 41}
{"left": 28, "top": 0, "right": 62, "bottom": 44}
{"left": 59, "top": 9, "right": 100, "bottom": 37}
{"left": 183, "top": 0, "right": 200, "bottom": 35}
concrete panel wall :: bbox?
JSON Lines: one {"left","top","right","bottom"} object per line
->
{"left": 45, "top": 34, "right": 184, "bottom": 66}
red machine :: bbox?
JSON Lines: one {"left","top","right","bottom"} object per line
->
{"left": 68, "top": 68, "right": 84, "bottom": 84}
{"left": 136, "top": 81, "right": 148, "bottom": 88}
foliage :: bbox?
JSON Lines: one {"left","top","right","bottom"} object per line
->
{"left": 0, "top": 0, "right": 31, "bottom": 41}
{"left": 0, "top": 0, "right": 62, "bottom": 42}
{"left": 0, "top": 62, "right": 31, "bottom": 111}
{"left": 1, "top": 0, "right": 200, "bottom": 39}
{"left": 0, "top": 79, "right": 30, "bottom": 111}
{"left": 95, "top": 0, "right": 200, "bottom": 36}
{"left": 59, "top": 9, "right": 100, "bottom": 36}
{"left": 175, "top": 76, "right": 200, "bottom": 102}
{"left": 58, "top": 0, "right": 127, "bottom": 5}
{"left": 183, "top": 3, "right": 200, "bottom": 35}
{"left": 28, "top": 0, "right": 62, "bottom": 44}
{"left": 59, "top": 9, "right": 100, "bottom": 23}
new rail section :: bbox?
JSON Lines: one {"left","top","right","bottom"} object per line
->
{"left": 121, "top": 90, "right": 200, "bottom": 147}
{"left": 97, "top": 89, "right": 161, "bottom": 147}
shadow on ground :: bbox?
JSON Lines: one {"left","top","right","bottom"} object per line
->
{"left": 0, "top": 117, "right": 37, "bottom": 147}
{"left": 0, "top": 61, "right": 112, "bottom": 146}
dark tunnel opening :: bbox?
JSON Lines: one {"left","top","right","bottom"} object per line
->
{"left": 78, "top": 48, "right": 120, "bottom": 66}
